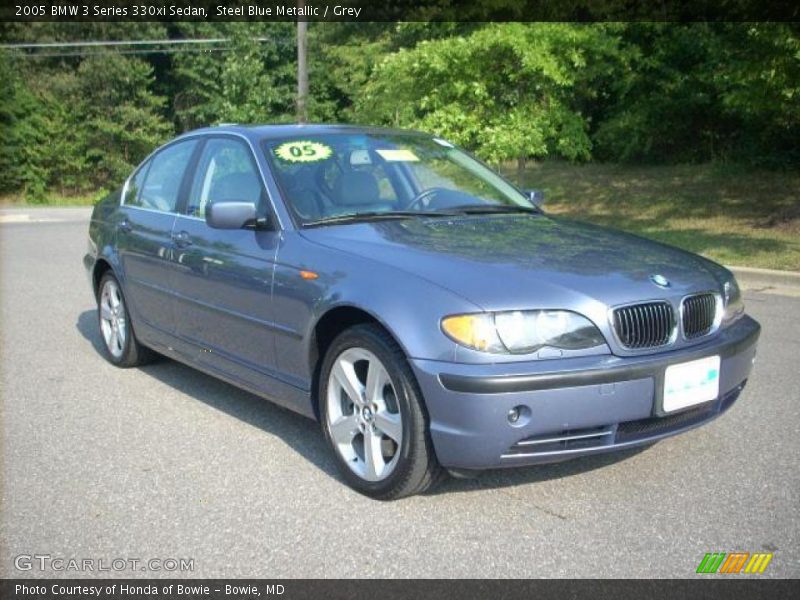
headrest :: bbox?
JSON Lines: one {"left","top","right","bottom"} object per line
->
{"left": 333, "top": 171, "right": 379, "bottom": 206}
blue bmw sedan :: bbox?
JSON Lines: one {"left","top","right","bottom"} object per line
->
{"left": 85, "top": 125, "right": 760, "bottom": 499}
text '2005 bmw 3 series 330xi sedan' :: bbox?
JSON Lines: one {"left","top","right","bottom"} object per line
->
{"left": 84, "top": 125, "right": 760, "bottom": 499}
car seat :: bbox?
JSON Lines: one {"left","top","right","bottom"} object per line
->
{"left": 332, "top": 171, "right": 385, "bottom": 213}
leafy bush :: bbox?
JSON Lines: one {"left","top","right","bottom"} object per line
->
{"left": 358, "top": 24, "right": 629, "bottom": 166}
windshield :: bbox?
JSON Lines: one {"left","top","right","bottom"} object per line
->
{"left": 262, "top": 133, "right": 531, "bottom": 225}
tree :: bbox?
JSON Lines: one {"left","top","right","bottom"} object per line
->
{"left": 593, "top": 23, "right": 800, "bottom": 166}
{"left": 358, "top": 23, "right": 627, "bottom": 177}
{"left": 309, "top": 22, "right": 478, "bottom": 123}
{"left": 0, "top": 52, "right": 89, "bottom": 199}
{"left": 0, "top": 50, "right": 31, "bottom": 194}
{"left": 171, "top": 23, "right": 295, "bottom": 130}
{"left": 78, "top": 53, "right": 173, "bottom": 187}
{"left": 715, "top": 23, "right": 800, "bottom": 167}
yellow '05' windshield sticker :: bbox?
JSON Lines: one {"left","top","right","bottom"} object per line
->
{"left": 274, "top": 140, "right": 333, "bottom": 163}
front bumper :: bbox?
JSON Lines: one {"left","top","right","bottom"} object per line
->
{"left": 411, "top": 315, "right": 760, "bottom": 469}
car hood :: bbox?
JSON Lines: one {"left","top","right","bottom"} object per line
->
{"left": 299, "top": 214, "right": 725, "bottom": 313}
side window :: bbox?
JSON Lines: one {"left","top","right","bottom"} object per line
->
{"left": 187, "top": 138, "right": 263, "bottom": 218}
{"left": 127, "top": 140, "right": 198, "bottom": 212}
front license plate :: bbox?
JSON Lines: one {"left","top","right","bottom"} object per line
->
{"left": 662, "top": 355, "right": 721, "bottom": 413}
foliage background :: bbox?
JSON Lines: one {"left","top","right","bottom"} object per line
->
{"left": 0, "top": 21, "right": 798, "bottom": 202}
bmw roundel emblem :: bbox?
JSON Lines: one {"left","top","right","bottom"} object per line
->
{"left": 650, "top": 274, "right": 671, "bottom": 288}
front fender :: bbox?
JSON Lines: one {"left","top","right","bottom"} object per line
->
{"left": 306, "top": 269, "right": 480, "bottom": 363}
{"left": 272, "top": 232, "right": 482, "bottom": 387}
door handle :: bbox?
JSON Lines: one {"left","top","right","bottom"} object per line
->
{"left": 118, "top": 219, "right": 132, "bottom": 233}
{"left": 172, "top": 231, "right": 193, "bottom": 248}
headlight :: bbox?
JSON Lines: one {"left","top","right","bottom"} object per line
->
{"left": 722, "top": 277, "right": 745, "bottom": 325}
{"left": 441, "top": 310, "right": 605, "bottom": 354}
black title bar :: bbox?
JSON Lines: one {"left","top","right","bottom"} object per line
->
{"left": 1, "top": 0, "right": 799, "bottom": 22}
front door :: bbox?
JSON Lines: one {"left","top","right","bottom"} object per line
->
{"left": 170, "top": 136, "right": 281, "bottom": 388}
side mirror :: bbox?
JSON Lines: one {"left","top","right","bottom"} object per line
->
{"left": 206, "top": 201, "right": 261, "bottom": 230}
{"left": 525, "top": 189, "right": 545, "bottom": 208}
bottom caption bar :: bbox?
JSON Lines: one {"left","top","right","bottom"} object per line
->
{"left": 1, "top": 579, "right": 796, "bottom": 600}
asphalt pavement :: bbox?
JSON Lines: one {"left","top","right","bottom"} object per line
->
{"left": 1, "top": 207, "right": 798, "bottom": 578}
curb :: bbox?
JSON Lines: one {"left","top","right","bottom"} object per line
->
{"left": 727, "top": 265, "right": 800, "bottom": 296}
{"left": 0, "top": 206, "right": 93, "bottom": 223}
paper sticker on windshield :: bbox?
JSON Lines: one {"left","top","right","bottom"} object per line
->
{"left": 274, "top": 140, "right": 333, "bottom": 163}
{"left": 376, "top": 149, "right": 420, "bottom": 162}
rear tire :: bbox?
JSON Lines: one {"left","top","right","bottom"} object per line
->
{"left": 97, "top": 272, "right": 154, "bottom": 368}
{"left": 320, "top": 324, "right": 442, "bottom": 500}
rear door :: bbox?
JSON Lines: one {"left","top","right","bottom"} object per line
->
{"left": 117, "top": 138, "right": 199, "bottom": 336}
{"left": 170, "top": 136, "right": 281, "bottom": 387}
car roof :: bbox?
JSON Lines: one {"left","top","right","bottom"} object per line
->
{"left": 176, "top": 123, "right": 430, "bottom": 142}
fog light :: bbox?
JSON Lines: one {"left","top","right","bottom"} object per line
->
{"left": 507, "top": 405, "right": 531, "bottom": 428}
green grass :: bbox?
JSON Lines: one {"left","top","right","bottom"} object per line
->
{"left": 0, "top": 191, "right": 104, "bottom": 207}
{"left": 3, "top": 163, "right": 798, "bottom": 271}
{"left": 501, "top": 162, "right": 800, "bottom": 271}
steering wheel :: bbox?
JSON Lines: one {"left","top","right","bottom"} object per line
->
{"left": 291, "top": 190, "right": 326, "bottom": 220}
{"left": 406, "top": 187, "right": 449, "bottom": 211}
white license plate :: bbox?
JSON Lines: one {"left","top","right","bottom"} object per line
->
{"left": 663, "top": 355, "right": 720, "bottom": 413}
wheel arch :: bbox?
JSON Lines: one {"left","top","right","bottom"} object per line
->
{"left": 92, "top": 258, "right": 114, "bottom": 298}
{"left": 308, "top": 304, "right": 408, "bottom": 420}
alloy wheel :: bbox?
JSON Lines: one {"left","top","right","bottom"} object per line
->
{"left": 99, "top": 279, "right": 127, "bottom": 359}
{"left": 325, "top": 347, "right": 403, "bottom": 482}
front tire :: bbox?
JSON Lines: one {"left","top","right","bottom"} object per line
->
{"left": 320, "top": 324, "right": 442, "bottom": 500}
{"left": 97, "top": 272, "right": 153, "bottom": 368}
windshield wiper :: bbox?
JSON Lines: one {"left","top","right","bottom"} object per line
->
{"left": 435, "top": 204, "right": 540, "bottom": 215}
{"left": 302, "top": 205, "right": 536, "bottom": 228}
{"left": 302, "top": 210, "right": 457, "bottom": 228}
